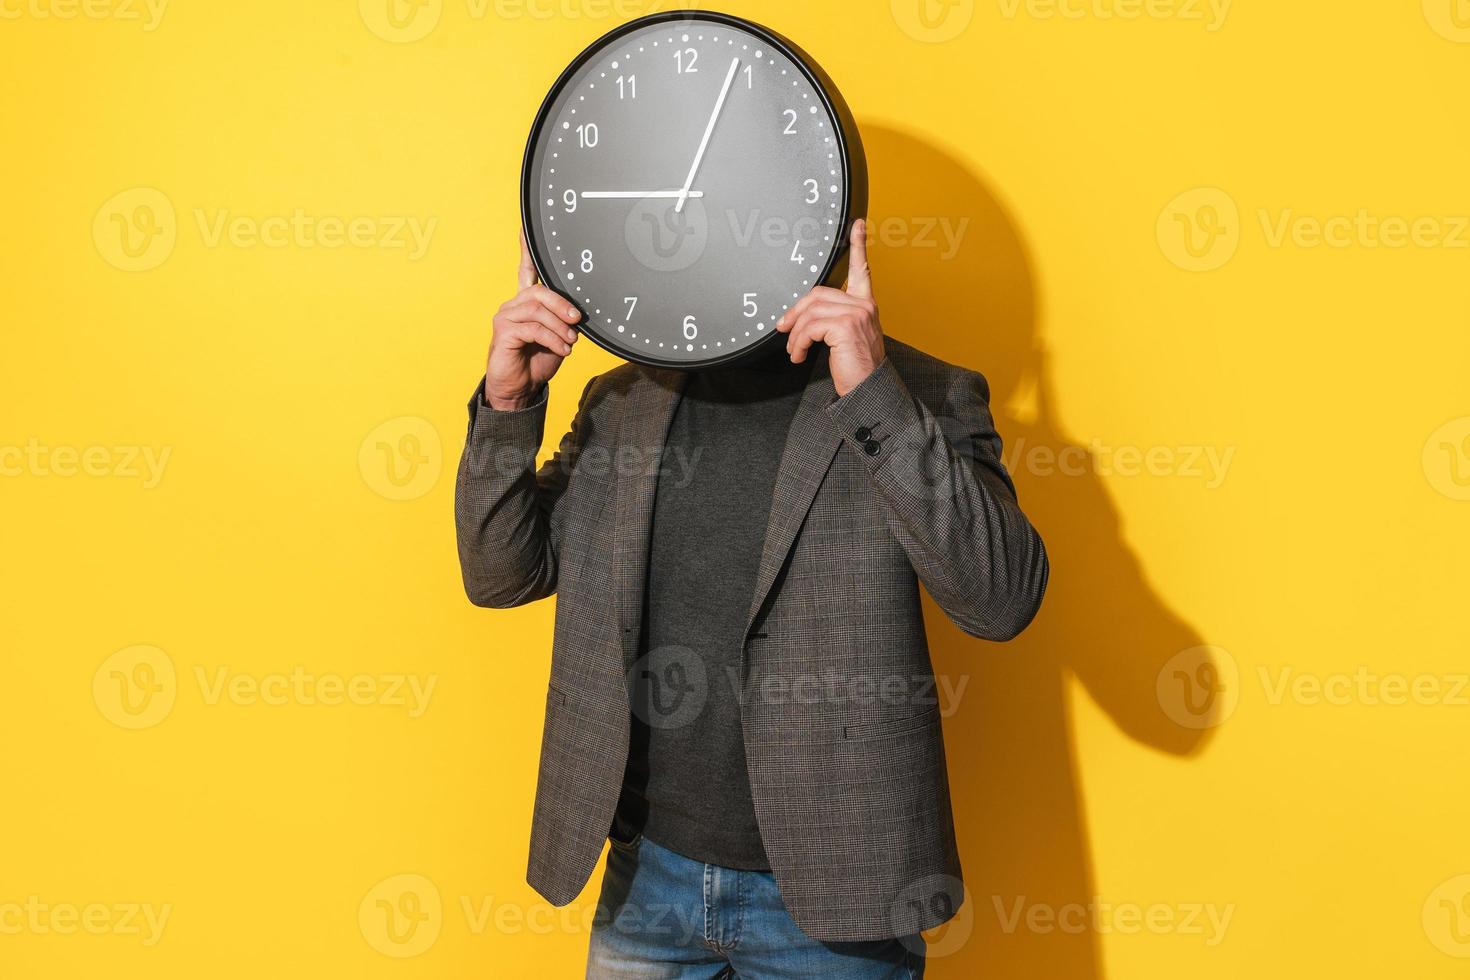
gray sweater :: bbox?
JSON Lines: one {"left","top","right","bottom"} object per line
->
{"left": 616, "top": 349, "right": 812, "bottom": 870}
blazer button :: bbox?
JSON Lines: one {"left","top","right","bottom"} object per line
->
{"left": 855, "top": 426, "right": 872, "bottom": 442}
{"left": 864, "top": 440, "right": 881, "bottom": 456}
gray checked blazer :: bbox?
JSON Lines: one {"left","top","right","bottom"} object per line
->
{"left": 454, "top": 338, "right": 1048, "bottom": 942}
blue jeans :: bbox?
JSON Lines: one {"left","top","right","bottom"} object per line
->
{"left": 587, "top": 833, "right": 925, "bottom": 978}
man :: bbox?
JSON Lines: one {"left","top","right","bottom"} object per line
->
{"left": 456, "top": 219, "right": 1048, "bottom": 977}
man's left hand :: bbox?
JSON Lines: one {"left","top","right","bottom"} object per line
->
{"left": 778, "top": 218, "right": 885, "bottom": 397}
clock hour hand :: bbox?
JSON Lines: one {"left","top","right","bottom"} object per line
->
{"left": 675, "top": 57, "right": 740, "bottom": 214}
{"left": 579, "top": 191, "right": 706, "bottom": 199}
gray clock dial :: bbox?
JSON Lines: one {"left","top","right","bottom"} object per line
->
{"left": 522, "top": 13, "right": 855, "bottom": 368}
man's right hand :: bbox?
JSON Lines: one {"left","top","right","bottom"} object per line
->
{"left": 484, "top": 232, "right": 582, "bottom": 411}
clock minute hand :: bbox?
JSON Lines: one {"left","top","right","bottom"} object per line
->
{"left": 675, "top": 57, "right": 740, "bottom": 214}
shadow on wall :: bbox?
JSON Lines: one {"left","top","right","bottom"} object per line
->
{"left": 860, "top": 124, "right": 1222, "bottom": 979}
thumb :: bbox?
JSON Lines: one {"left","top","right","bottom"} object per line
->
{"left": 518, "top": 228, "right": 539, "bottom": 290}
{"left": 845, "top": 218, "right": 872, "bottom": 299}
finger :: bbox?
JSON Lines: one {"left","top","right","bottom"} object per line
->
{"left": 845, "top": 218, "right": 872, "bottom": 299}
{"left": 786, "top": 318, "right": 832, "bottom": 364}
{"left": 504, "top": 303, "right": 580, "bottom": 345}
{"left": 777, "top": 287, "right": 851, "bottom": 332}
{"left": 503, "top": 320, "right": 573, "bottom": 357}
{"left": 530, "top": 323, "right": 573, "bottom": 357}
{"left": 788, "top": 302, "right": 857, "bottom": 335}
{"left": 518, "top": 229, "right": 539, "bottom": 290}
{"left": 508, "top": 285, "right": 582, "bottom": 325}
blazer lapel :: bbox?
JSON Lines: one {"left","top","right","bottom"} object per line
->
{"left": 744, "top": 347, "right": 843, "bottom": 638}
{"left": 613, "top": 365, "right": 687, "bottom": 663}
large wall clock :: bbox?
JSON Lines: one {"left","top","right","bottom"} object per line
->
{"left": 521, "top": 10, "right": 867, "bottom": 370}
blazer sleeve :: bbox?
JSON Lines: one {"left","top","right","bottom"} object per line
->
{"left": 454, "top": 376, "right": 596, "bottom": 609}
{"left": 825, "top": 358, "right": 1049, "bottom": 640}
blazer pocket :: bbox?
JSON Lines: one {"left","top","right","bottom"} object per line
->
{"left": 843, "top": 705, "right": 940, "bottom": 740}
{"left": 543, "top": 684, "right": 570, "bottom": 741}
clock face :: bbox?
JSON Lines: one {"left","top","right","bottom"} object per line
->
{"left": 521, "top": 12, "right": 861, "bottom": 369}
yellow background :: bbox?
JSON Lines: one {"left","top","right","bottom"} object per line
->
{"left": 3, "top": 0, "right": 1469, "bottom": 976}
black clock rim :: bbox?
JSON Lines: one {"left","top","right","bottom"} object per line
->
{"left": 518, "top": 8, "right": 867, "bottom": 372}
